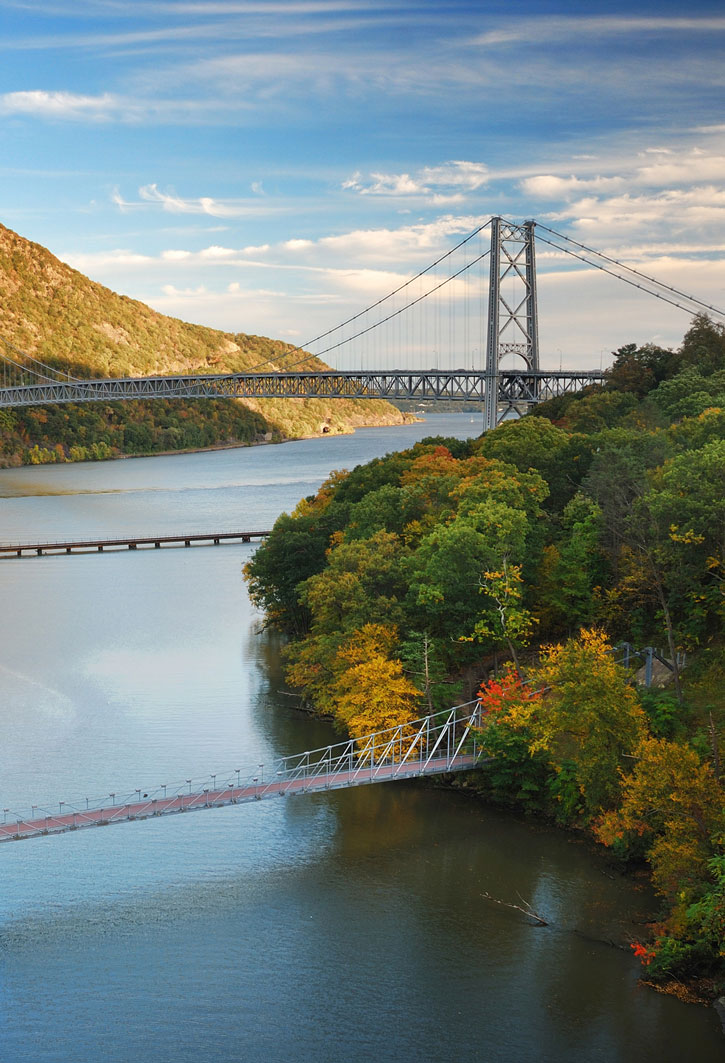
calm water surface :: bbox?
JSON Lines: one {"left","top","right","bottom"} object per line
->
{"left": 0, "top": 414, "right": 722, "bottom": 1062}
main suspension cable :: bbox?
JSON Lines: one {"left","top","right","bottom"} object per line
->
{"left": 1, "top": 336, "right": 82, "bottom": 382}
{"left": 535, "top": 233, "right": 722, "bottom": 320}
{"left": 256, "top": 248, "right": 492, "bottom": 373}
{"left": 537, "top": 223, "right": 725, "bottom": 320}
{"left": 245, "top": 217, "right": 494, "bottom": 372}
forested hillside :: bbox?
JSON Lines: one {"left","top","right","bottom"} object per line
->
{"left": 0, "top": 221, "right": 408, "bottom": 465}
{"left": 245, "top": 314, "right": 725, "bottom": 996}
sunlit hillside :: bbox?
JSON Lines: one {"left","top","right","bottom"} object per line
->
{"left": 0, "top": 222, "right": 410, "bottom": 464}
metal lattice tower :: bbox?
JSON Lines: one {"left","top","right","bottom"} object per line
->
{"left": 484, "top": 218, "right": 540, "bottom": 430}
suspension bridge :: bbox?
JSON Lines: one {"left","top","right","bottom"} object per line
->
{"left": 2, "top": 217, "right": 722, "bottom": 430}
{"left": 0, "top": 702, "right": 483, "bottom": 843}
{"left": 0, "top": 642, "right": 670, "bottom": 845}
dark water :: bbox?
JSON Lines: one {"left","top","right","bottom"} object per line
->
{"left": 0, "top": 415, "right": 722, "bottom": 1062}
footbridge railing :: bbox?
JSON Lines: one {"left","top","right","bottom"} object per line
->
{"left": 0, "top": 701, "right": 484, "bottom": 843}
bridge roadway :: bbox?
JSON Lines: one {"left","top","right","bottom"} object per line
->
{"left": 0, "top": 367, "right": 605, "bottom": 409}
{"left": 0, "top": 752, "right": 478, "bottom": 842}
{"left": 0, "top": 530, "right": 271, "bottom": 558}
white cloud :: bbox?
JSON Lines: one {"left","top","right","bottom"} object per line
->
{"left": 521, "top": 175, "right": 626, "bottom": 198}
{"left": 64, "top": 248, "right": 154, "bottom": 269}
{"left": 140, "top": 184, "right": 249, "bottom": 217}
{"left": 635, "top": 154, "right": 725, "bottom": 186}
{"left": 545, "top": 187, "right": 725, "bottom": 239}
{"left": 343, "top": 161, "right": 488, "bottom": 203}
{"left": 472, "top": 16, "right": 725, "bottom": 49}
{"left": 199, "top": 245, "right": 237, "bottom": 259}
{"left": 521, "top": 151, "right": 725, "bottom": 202}
{"left": 113, "top": 183, "right": 288, "bottom": 218}
{"left": 161, "top": 248, "right": 192, "bottom": 261}
{"left": 316, "top": 215, "right": 486, "bottom": 262}
{"left": 0, "top": 90, "right": 119, "bottom": 120}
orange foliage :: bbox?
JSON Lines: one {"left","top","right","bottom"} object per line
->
{"left": 476, "top": 670, "right": 541, "bottom": 718}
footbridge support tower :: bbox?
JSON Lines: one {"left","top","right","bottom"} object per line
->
{"left": 484, "top": 218, "right": 540, "bottom": 431}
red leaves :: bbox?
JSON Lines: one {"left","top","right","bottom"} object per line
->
{"left": 630, "top": 942, "right": 656, "bottom": 966}
{"left": 477, "top": 671, "right": 538, "bottom": 716}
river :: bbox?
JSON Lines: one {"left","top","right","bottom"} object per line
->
{"left": 0, "top": 413, "right": 721, "bottom": 1062}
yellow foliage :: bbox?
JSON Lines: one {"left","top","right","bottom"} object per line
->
{"left": 504, "top": 629, "right": 647, "bottom": 815}
{"left": 332, "top": 624, "right": 421, "bottom": 739}
{"left": 669, "top": 524, "right": 706, "bottom": 545}
{"left": 596, "top": 736, "right": 722, "bottom": 904}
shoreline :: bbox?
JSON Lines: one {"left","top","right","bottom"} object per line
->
{"left": 0, "top": 409, "right": 423, "bottom": 469}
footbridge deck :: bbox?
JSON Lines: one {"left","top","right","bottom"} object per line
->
{"left": 0, "top": 703, "right": 483, "bottom": 843}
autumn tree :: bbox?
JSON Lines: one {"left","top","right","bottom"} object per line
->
{"left": 332, "top": 624, "right": 421, "bottom": 739}
{"left": 506, "top": 630, "right": 647, "bottom": 818}
{"left": 469, "top": 559, "right": 536, "bottom": 674}
{"left": 597, "top": 736, "right": 722, "bottom": 906}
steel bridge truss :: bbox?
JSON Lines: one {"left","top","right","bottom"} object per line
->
{"left": 0, "top": 368, "right": 604, "bottom": 411}
{"left": 0, "top": 702, "right": 485, "bottom": 843}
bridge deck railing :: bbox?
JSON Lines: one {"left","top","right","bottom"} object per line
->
{"left": 0, "top": 701, "right": 484, "bottom": 842}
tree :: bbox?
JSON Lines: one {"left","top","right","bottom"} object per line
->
{"left": 507, "top": 630, "right": 647, "bottom": 818}
{"left": 675, "top": 313, "right": 725, "bottom": 376}
{"left": 406, "top": 500, "right": 534, "bottom": 654}
{"left": 400, "top": 631, "right": 457, "bottom": 713}
{"left": 300, "top": 529, "right": 407, "bottom": 637}
{"left": 652, "top": 366, "right": 725, "bottom": 421}
{"left": 597, "top": 736, "right": 722, "bottom": 905}
{"left": 474, "top": 416, "right": 569, "bottom": 476}
{"left": 646, "top": 439, "right": 725, "bottom": 646}
{"left": 469, "top": 559, "right": 536, "bottom": 673}
{"left": 604, "top": 342, "right": 673, "bottom": 397}
{"left": 533, "top": 494, "right": 608, "bottom": 632}
{"left": 474, "top": 671, "right": 550, "bottom": 813}
{"left": 583, "top": 429, "right": 687, "bottom": 696}
{"left": 244, "top": 508, "right": 338, "bottom": 636}
{"left": 332, "top": 624, "right": 421, "bottom": 739}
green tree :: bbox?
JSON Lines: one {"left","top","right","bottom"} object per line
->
{"left": 470, "top": 559, "right": 536, "bottom": 673}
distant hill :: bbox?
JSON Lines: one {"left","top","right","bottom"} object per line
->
{"left": 0, "top": 222, "right": 410, "bottom": 465}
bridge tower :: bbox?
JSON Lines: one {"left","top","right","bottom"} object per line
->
{"left": 484, "top": 218, "right": 540, "bottom": 430}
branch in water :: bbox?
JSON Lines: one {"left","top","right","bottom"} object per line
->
{"left": 481, "top": 890, "right": 548, "bottom": 926}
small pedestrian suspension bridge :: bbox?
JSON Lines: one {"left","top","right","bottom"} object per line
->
{"left": 1, "top": 217, "right": 723, "bottom": 429}
{"left": 0, "top": 701, "right": 484, "bottom": 844}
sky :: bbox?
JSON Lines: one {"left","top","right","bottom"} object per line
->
{"left": 0, "top": 0, "right": 724, "bottom": 371}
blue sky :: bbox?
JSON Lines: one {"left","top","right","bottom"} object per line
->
{"left": 0, "top": 0, "right": 724, "bottom": 369}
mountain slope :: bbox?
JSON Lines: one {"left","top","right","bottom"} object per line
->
{"left": 0, "top": 222, "right": 409, "bottom": 465}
